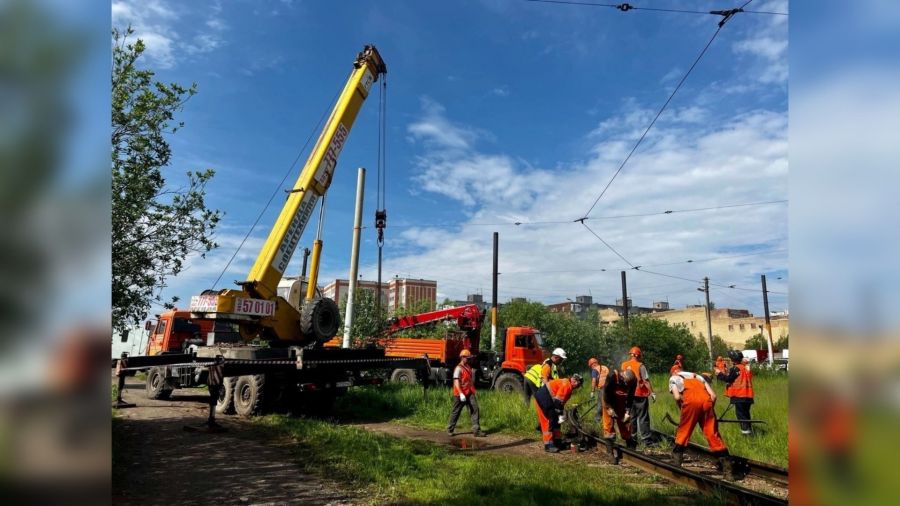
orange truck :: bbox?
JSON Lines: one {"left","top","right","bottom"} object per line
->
{"left": 331, "top": 304, "right": 547, "bottom": 394}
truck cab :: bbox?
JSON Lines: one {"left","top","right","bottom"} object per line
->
{"left": 145, "top": 310, "right": 226, "bottom": 355}
{"left": 473, "top": 326, "right": 545, "bottom": 394}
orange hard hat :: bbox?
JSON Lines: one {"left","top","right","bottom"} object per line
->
{"left": 588, "top": 358, "right": 599, "bottom": 367}
{"left": 629, "top": 346, "right": 642, "bottom": 356}
{"left": 670, "top": 364, "right": 682, "bottom": 375}
{"left": 459, "top": 349, "right": 472, "bottom": 358}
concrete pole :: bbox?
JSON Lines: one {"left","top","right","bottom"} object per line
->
{"left": 491, "top": 232, "right": 499, "bottom": 350}
{"left": 703, "top": 277, "right": 714, "bottom": 363}
{"left": 342, "top": 168, "right": 366, "bottom": 349}
{"left": 761, "top": 274, "right": 774, "bottom": 366}
{"left": 621, "top": 271, "right": 629, "bottom": 330}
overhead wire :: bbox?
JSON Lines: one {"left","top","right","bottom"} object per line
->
{"left": 522, "top": 0, "right": 786, "bottom": 16}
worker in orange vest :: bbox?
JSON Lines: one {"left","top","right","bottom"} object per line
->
{"left": 668, "top": 363, "right": 734, "bottom": 479}
{"left": 598, "top": 363, "right": 638, "bottom": 449}
{"left": 588, "top": 357, "right": 608, "bottom": 423}
{"left": 714, "top": 356, "right": 726, "bottom": 380}
{"left": 533, "top": 374, "right": 583, "bottom": 452}
{"left": 621, "top": 346, "right": 656, "bottom": 444}
{"left": 447, "top": 349, "right": 486, "bottom": 437}
{"left": 717, "top": 350, "right": 755, "bottom": 435}
{"left": 674, "top": 353, "right": 684, "bottom": 369}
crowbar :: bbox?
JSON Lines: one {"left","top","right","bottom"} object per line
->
{"left": 664, "top": 411, "right": 767, "bottom": 426}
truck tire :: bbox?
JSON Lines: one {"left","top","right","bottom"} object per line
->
{"left": 146, "top": 367, "right": 173, "bottom": 400}
{"left": 390, "top": 368, "right": 419, "bottom": 384}
{"left": 215, "top": 377, "right": 237, "bottom": 415}
{"left": 494, "top": 373, "right": 524, "bottom": 395}
{"left": 234, "top": 375, "right": 266, "bottom": 417}
{"left": 300, "top": 298, "right": 340, "bottom": 345}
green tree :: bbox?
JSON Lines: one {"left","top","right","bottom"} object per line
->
{"left": 337, "top": 289, "right": 386, "bottom": 344}
{"left": 608, "top": 317, "right": 711, "bottom": 373}
{"left": 111, "top": 28, "right": 221, "bottom": 333}
{"left": 743, "top": 333, "right": 769, "bottom": 350}
{"left": 496, "top": 299, "right": 601, "bottom": 369}
{"left": 775, "top": 334, "right": 788, "bottom": 350}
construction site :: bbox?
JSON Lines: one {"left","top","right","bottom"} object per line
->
{"left": 112, "top": 1, "right": 790, "bottom": 505}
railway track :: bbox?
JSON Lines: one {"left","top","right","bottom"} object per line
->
{"left": 567, "top": 402, "right": 788, "bottom": 505}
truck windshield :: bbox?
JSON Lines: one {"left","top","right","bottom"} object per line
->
{"left": 533, "top": 332, "right": 543, "bottom": 347}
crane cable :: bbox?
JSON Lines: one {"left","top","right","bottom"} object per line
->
{"left": 375, "top": 75, "right": 388, "bottom": 316}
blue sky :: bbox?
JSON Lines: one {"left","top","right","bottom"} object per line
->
{"left": 112, "top": 0, "right": 789, "bottom": 316}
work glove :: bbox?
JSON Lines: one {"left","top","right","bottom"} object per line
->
{"left": 590, "top": 391, "right": 595, "bottom": 399}
{"left": 622, "top": 410, "right": 632, "bottom": 423}
{"left": 558, "top": 415, "right": 566, "bottom": 425}
{"left": 650, "top": 393, "right": 657, "bottom": 402}
{"left": 606, "top": 407, "right": 616, "bottom": 418}
{"left": 459, "top": 393, "right": 466, "bottom": 402}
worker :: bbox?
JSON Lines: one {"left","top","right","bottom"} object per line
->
{"left": 668, "top": 363, "right": 734, "bottom": 479}
{"left": 533, "top": 374, "right": 583, "bottom": 452}
{"left": 717, "top": 350, "right": 755, "bottom": 435}
{"left": 600, "top": 366, "right": 638, "bottom": 449}
{"left": 588, "top": 357, "right": 608, "bottom": 422}
{"left": 714, "top": 355, "right": 727, "bottom": 381}
{"left": 447, "top": 349, "right": 486, "bottom": 437}
{"left": 674, "top": 353, "right": 684, "bottom": 369}
{"left": 621, "top": 346, "right": 656, "bottom": 444}
{"left": 523, "top": 347, "right": 566, "bottom": 405}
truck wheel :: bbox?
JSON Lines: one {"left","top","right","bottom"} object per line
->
{"left": 234, "top": 375, "right": 266, "bottom": 417}
{"left": 215, "top": 377, "right": 237, "bottom": 415}
{"left": 494, "top": 373, "right": 524, "bottom": 395}
{"left": 300, "top": 298, "right": 341, "bottom": 345}
{"left": 390, "top": 369, "right": 419, "bottom": 384}
{"left": 146, "top": 367, "right": 173, "bottom": 400}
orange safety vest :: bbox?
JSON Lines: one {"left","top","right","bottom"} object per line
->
{"left": 452, "top": 363, "right": 476, "bottom": 396}
{"left": 548, "top": 378, "right": 574, "bottom": 404}
{"left": 621, "top": 358, "right": 651, "bottom": 397}
{"left": 725, "top": 364, "right": 754, "bottom": 398}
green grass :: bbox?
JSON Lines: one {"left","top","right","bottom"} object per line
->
{"left": 334, "top": 373, "right": 788, "bottom": 467}
{"left": 253, "top": 414, "right": 715, "bottom": 505}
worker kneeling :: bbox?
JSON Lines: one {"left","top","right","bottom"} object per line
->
{"left": 601, "top": 366, "right": 638, "bottom": 450}
{"left": 668, "top": 364, "right": 735, "bottom": 480}
{"left": 533, "top": 374, "right": 583, "bottom": 452}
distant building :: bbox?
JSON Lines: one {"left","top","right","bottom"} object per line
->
{"left": 442, "top": 293, "right": 488, "bottom": 311}
{"left": 650, "top": 306, "right": 789, "bottom": 348}
{"left": 321, "top": 277, "right": 437, "bottom": 314}
{"left": 549, "top": 295, "right": 660, "bottom": 322}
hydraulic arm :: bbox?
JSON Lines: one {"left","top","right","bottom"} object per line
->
{"left": 190, "top": 45, "right": 387, "bottom": 346}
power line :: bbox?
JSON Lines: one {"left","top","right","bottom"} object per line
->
{"left": 581, "top": 221, "right": 635, "bottom": 268}
{"left": 522, "top": 0, "right": 787, "bottom": 16}
{"left": 583, "top": 19, "right": 731, "bottom": 218}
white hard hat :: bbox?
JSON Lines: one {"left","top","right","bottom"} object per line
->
{"left": 552, "top": 347, "right": 567, "bottom": 360}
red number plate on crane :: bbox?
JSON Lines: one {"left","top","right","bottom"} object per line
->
{"left": 234, "top": 297, "right": 276, "bottom": 317}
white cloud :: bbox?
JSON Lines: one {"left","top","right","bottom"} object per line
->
{"left": 491, "top": 85, "right": 510, "bottom": 97}
{"left": 730, "top": 2, "right": 788, "bottom": 84}
{"left": 387, "top": 98, "right": 788, "bottom": 313}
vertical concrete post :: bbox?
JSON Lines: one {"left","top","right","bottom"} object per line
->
{"left": 343, "top": 168, "right": 366, "bottom": 348}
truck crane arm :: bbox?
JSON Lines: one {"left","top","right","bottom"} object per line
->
{"left": 382, "top": 304, "right": 484, "bottom": 352}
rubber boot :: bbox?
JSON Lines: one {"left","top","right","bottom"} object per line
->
{"left": 545, "top": 442, "right": 560, "bottom": 453}
{"left": 672, "top": 445, "right": 686, "bottom": 467}
{"left": 625, "top": 438, "right": 638, "bottom": 450}
{"left": 553, "top": 438, "right": 567, "bottom": 451}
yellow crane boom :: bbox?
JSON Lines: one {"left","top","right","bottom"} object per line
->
{"left": 190, "top": 45, "right": 387, "bottom": 345}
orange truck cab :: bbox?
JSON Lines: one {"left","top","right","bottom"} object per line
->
{"left": 145, "top": 310, "right": 235, "bottom": 356}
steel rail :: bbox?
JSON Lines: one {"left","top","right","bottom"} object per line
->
{"left": 567, "top": 403, "right": 787, "bottom": 505}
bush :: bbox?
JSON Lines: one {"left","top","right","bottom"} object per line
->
{"left": 607, "top": 316, "right": 712, "bottom": 373}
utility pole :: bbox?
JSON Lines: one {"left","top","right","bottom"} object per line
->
{"left": 761, "top": 274, "right": 774, "bottom": 366}
{"left": 620, "top": 271, "right": 629, "bottom": 330}
{"left": 491, "top": 232, "right": 499, "bottom": 350}
{"left": 699, "top": 277, "right": 714, "bottom": 363}
{"left": 343, "top": 168, "right": 366, "bottom": 349}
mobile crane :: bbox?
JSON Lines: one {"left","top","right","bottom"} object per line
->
{"left": 121, "top": 45, "right": 428, "bottom": 416}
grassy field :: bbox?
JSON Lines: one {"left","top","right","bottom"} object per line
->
{"left": 252, "top": 414, "right": 714, "bottom": 505}
{"left": 333, "top": 371, "right": 788, "bottom": 467}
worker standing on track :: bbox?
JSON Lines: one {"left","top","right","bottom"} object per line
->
{"left": 533, "top": 374, "right": 582, "bottom": 453}
{"left": 447, "top": 349, "right": 486, "bottom": 437}
{"left": 621, "top": 346, "right": 656, "bottom": 445}
{"left": 668, "top": 364, "right": 734, "bottom": 480}
{"left": 600, "top": 365, "right": 638, "bottom": 449}
{"left": 588, "top": 358, "right": 609, "bottom": 423}
{"left": 717, "top": 350, "right": 755, "bottom": 435}
{"left": 523, "top": 347, "right": 566, "bottom": 405}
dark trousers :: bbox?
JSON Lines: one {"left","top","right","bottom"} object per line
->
{"left": 447, "top": 394, "right": 480, "bottom": 433}
{"left": 629, "top": 396, "right": 652, "bottom": 442}
{"left": 733, "top": 399, "right": 753, "bottom": 432}
{"left": 524, "top": 381, "right": 540, "bottom": 405}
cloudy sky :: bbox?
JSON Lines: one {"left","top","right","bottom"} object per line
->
{"left": 112, "top": 0, "right": 789, "bottom": 316}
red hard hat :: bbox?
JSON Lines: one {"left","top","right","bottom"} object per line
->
{"left": 588, "top": 358, "right": 599, "bottom": 367}
{"left": 629, "top": 346, "right": 642, "bottom": 356}
{"left": 459, "top": 349, "right": 472, "bottom": 358}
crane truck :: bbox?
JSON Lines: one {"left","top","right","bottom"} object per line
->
{"left": 120, "top": 45, "right": 429, "bottom": 416}
{"left": 330, "top": 304, "right": 547, "bottom": 394}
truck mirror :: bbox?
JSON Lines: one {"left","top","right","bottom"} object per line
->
{"left": 145, "top": 320, "right": 152, "bottom": 331}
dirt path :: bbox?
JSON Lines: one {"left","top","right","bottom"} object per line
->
{"left": 112, "top": 375, "right": 360, "bottom": 506}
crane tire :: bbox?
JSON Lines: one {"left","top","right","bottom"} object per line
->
{"left": 234, "top": 374, "right": 266, "bottom": 417}
{"left": 390, "top": 368, "right": 419, "bottom": 384}
{"left": 494, "top": 373, "right": 524, "bottom": 395}
{"left": 215, "top": 377, "right": 237, "bottom": 415}
{"left": 146, "top": 367, "right": 173, "bottom": 400}
{"left": 300, "top": 298, "right": 341, "bottom": 344}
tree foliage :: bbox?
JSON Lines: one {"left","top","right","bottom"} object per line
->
{"left": 608, "top": 317, "right": 712, "bottom": 373}
{"left": 743, "top": 333, "right": 770, "bottom": 350}
{"left": 111, "top": 28, "right": 221, "bottom": 333}
{"left": 337, "top": 289, "right": 386, "bottom": 345}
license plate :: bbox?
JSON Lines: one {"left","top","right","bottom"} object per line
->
{"left": 234, "top": 297, "right": 276, "bottom": 317}
{"left": 335, "top": 381, "right": 352, "bottom": 388}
